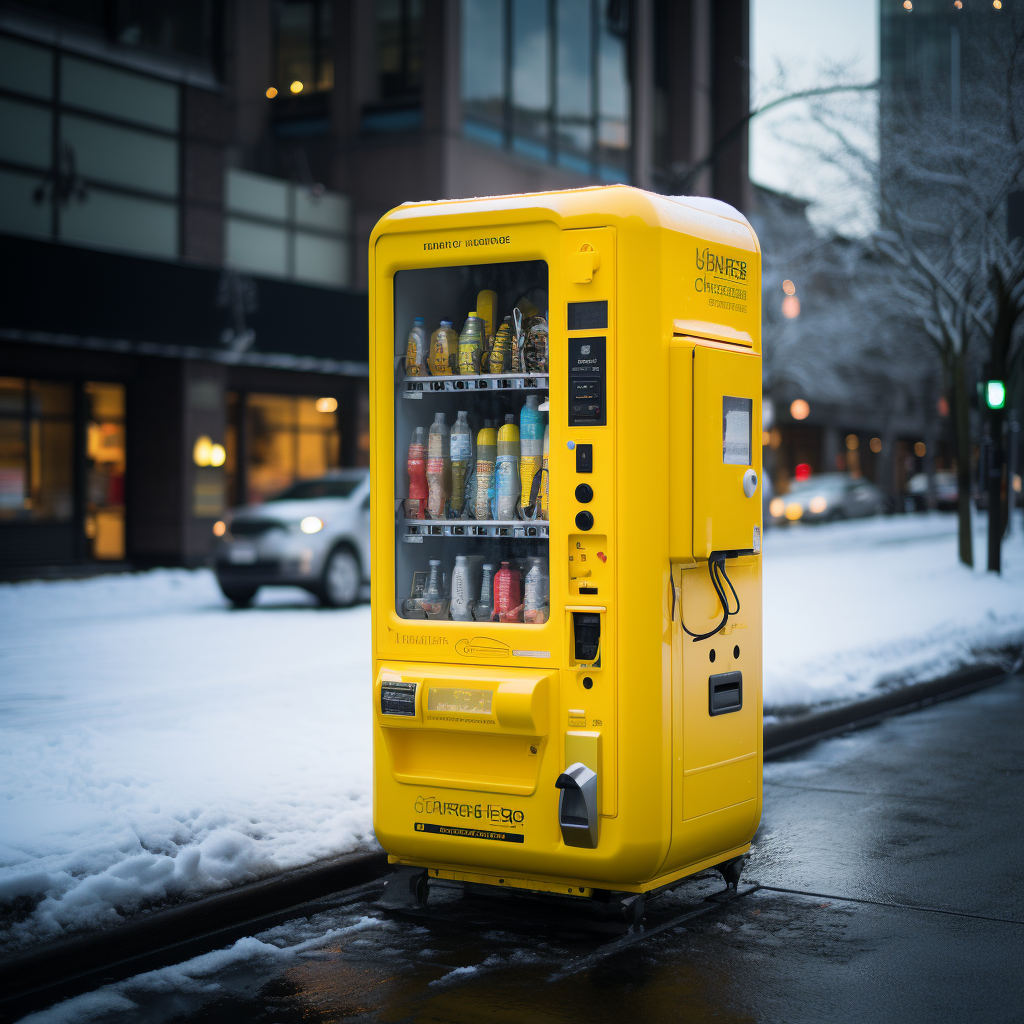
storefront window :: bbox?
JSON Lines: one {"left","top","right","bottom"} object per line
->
{"left": 85, "top": 382, "right": 126, "bottom": 560}
{"left": 245, "top": 392, "right": 341, "bottom": 504}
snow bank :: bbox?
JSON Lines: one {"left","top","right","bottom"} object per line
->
{"left": 1, "top": 513, "right": 1022, "bottom": 951}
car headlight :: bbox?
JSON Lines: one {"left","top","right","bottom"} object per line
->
{"left": 299, "top": 516, "right": 324, "bottom": 534}
{"left": 808, "top": 495, "right": 827, "bottom": 514}
{"left": 784, "top": 502, "right": 803, "bottom": 521}
{"left": 769, "top": 497, "right": 785, "bottom": 518}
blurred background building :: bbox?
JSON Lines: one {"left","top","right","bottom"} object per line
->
{"left": 0, "top": 0, "right": 750, "bottom": 576}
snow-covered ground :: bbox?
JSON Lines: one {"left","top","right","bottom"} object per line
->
{"left": 1, "top": 511, "right": 1022, "bottom": 951}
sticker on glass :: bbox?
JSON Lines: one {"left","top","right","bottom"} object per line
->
{"left": 723, "top": 396, "right": 753, "bottom": 465}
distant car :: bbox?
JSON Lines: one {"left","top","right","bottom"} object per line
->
{"left": 907, "top": 471, "right": 958, "bottom": 511}
{"left": 767, "top": 473, "right": 886, "bottom": 525}
{"left": 214, "top": 469, "right": 370, "bottom": 608}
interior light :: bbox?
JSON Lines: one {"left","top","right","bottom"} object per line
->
{"left": 808, "top": 495, "right": 828, "bottom": 514}
{"left": 785, "top": 502, "right": 804, "bottom": 521}
{"left": 300, "top": 516, "right": 324, "bottom": 534}
{"left": 904, "top": 0, "right": 913, "bottom": 9}
{"left": 266, "top": 87, "right": 278, "bottom": 98}
{"left": 986, "top": 380, "right": 1006, "bottom": 409}
{"left": 794, "top": 463, "right": 812, "bottom": 482}
{"left": 845, "top": 434, "right": 859, "bottom": 451}
{"left": 193, "top": 435, "right": 213, "bottom": 467}
{"left": 914, "top": 441, "right": 927, "bottom": 457}
{"left": 993, "top": 1, "right": 1002, "bottom": 8}
{"left": 210, "top": 443, "right": 226, "bottom": 467}
{"left": 212, "top": 520, "right": 227, "bottom": 537}
{"left": 870, "top": 437, "right": 882, "bottom": 453}
{"left": 954, "top": 1, "right": 962, "bottom": 7}
{"left": 290, "top": 80, "right": 304, "bottom": 93}
{"left": 790, "top": 399, "right": 810, "bottom": 420}
{"left": 769, "top": 497, "right": 785, "bottom": 518}
{"left": 781, "top": 295, "right": 801, "bottom": 319}
{"left": 316, "top": 396, "right": 338, "bottom": 413}
{"left": 782, "top": 279, "right": 796, "bottom": 296}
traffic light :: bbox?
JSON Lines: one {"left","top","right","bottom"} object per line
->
{"left": 986, "top": 380, "right": 1006, "bottom": 410}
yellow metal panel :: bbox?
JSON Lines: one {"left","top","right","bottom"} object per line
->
{"left": 669, "top": 341, "right": 694, "bottom": 561}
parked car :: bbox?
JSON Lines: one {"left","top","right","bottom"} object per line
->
{"left": 214, "top": 469, "right": 370, "bottom": 608}
{"left": 767, "top": 473, "right": 886, "bottom": 525}
{"left": 906, "top": 471, "right": 958, "bottom": 511}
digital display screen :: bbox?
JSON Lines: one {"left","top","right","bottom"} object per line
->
{"left": 722, "top": 396, "right": 752, "bottom": 466}
{"left": 427, "top": 687, "right": 494, "bottom": 714}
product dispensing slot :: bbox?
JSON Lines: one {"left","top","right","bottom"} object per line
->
{"left": 555, "top": 762, "right": 599, "bottom": 847}
{"left": 709, "top": 671, "right": 742, "bottom": 716}
{"left": 572, "top": 612, "right": 600, "bottom": 662}
{"left": 381, "top": 681, "right": 417, "bottom": 716}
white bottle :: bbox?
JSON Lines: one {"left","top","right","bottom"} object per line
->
{"left": 450, "top": 554, "right": 476, "bottom": 621}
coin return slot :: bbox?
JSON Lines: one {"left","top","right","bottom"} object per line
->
{"left": 709, "top": 671, "right": 742, "bottom": 716}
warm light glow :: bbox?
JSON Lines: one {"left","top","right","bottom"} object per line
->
{"left": 914, "top": 441, "right": 927, "bottom": 457}
{"left": 762, "top": 430, "right": 771, "bottom": 446}
{"left": 210, "top": 443, "right": 226, "bottom": 467}
{"left": 212, "top": 520, "right": 227, "bottom": 537}
{"left": 782, "top": 279, "right": 796, "bottom": 296}
{"left": 870, "top": 437, "right": 882, "bottom": 453}
{"left": 300, "top": 516, "right": 324, "bottom": 534}
{"left": 993, "top": 1, "right": 1002, "bottom": 8}
{"left": 266, "top": 87, "right": 278, "bottom": 98}
{"left": 808, "top": 495, "right": 828, "bottom": 515}
{"left": 1014, "top": 473, "right": 1022, "bottom": 494}
{"left": 769, "top": 427, "right": 782, "bottom": 450}
{"left": 794, "top": 463, "right": 812, "bottom": 482}
{"left": 954, "top": 1, "right": 962, "bottom": 7}
{"left": 937, "top": 396, "right": 950, "bottom": 416}
{"left": 903, "top": 0, "right": 913, "bottom": 8}
{"left": 290, "top": 80, "right": 304, "bottom": 93}
{"left": 193, "top": 435, "right": 213, "bottom": 467}
{"left": 316, "top": 396, "right": 338, "bottom": 413}
{"left": 845, "top": 434, "right": 859, "bottom": 451}
{"left": 782, "top": 295, "right": 801, "bottom": 319}
{"left": 769, "top": 497, "right": 785, "bottom": 518}
{"left": 790, "top": 399, "right": 810, "bottom": 420}
{"left": 785, "top": 502, "right": 804, "bottom": 521}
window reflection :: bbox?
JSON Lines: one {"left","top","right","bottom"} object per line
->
{"left": 85, "top": 382, "right": 126, "bottom": 560}
{"left": 512, "top": 0, "right": 550, "bottom": 160}
{"left": 556, "top": 0, "right": 593, "bottom": 170}
{"left": 461, "top": 0, "right": 505, "bottom": 145}
{"left": 274, "top": 0, "right": 334, "bottom": 94}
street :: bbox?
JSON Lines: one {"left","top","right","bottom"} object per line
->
{"left": 24, "top": 675, "right": 1023, "bottom": 1024}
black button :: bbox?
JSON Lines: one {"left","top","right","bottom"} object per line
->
{"left": 575, "top": 510, "right": 594, "bottom": 530}
{"left": 575, "top": 443, "right": 593, "bottom": 473}
{"left": 575, "top": 483, "right": 593, "bottom": 503}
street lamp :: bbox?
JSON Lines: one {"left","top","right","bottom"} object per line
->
{"left": 985, "top": 380, "right": 1006, "bottom": 409}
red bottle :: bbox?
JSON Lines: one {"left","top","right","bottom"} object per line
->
{"left": 493, "top": 561, "right": 522, "bottom": 622}
{"left": 407, "top": 426, "right": 428, "bottom": 519}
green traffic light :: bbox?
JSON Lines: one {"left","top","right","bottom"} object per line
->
{"left": 986, "top": 380, "right": 1006, "bottom": 409}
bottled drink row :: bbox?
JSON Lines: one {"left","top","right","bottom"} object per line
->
{"left": 403, "top": 555, "right": 549, "bottom": 624}
{"left": 406, "top": 397, "right": 549, "bottom": 521}
{"left": 404, "top": 289, "right": 549, "bottom": 376}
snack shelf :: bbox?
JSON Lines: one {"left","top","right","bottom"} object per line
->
{"left": 401, "top": 518, "right": 549, "bottom": 541}
{"left": 402, "top": 372, "right": 549, "bottom": 396}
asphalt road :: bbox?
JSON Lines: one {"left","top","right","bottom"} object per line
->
{"left": 27, "top": 676, "right": 1024, "bottom": 1024}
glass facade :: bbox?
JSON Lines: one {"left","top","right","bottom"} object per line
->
{"left": 461, "top": 0, "right": 631, "bottom": 181}
{"left": 273, "top": 0, "right": 334, "bottom": 95}
{"left": 393, "top": 261, "right": 550, "bottom": 623}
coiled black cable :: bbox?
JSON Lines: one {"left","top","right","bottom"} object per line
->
{"left": 675, "top": 554, "right": 741, "bottom": 642}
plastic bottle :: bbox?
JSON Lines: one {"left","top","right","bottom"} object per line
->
{"left": 426, "top": 411, "right": 450, "bottom": 518}
{"left": 495, "top": 414, "right": 520, "bottom": 520}
{"left": 523, "top": 558, "right": 549, "bottom": 624}
{"left": 488, "top": 316, "right": 513, "bottom": 374}
{"left": 406, "top": 425, "right": 427, "bottom": 519}
{"left": 519, "top": 395, "right": 543, "bottom": 511}
{"left": 475, "top": 563, "right": 495, "bottom": 621}
{"left": 429, "top": 320, "right": 458, "bottom": 376}
{"left": 493, "top": 561, "right": 522, "bottom": 622}
{"left": 449, "top": 410, "right": 472, "bottom": 515}
{"left": 474, "top": 419, "right": 496, "bottom": 520}
{"left": 540, "top": 424, "right": 549, "bottom": 520}
{"left": 420, "top": 558, "right": 444, "bottom": 617}
{"left": 458, "top": 312, "right": 484, "bottom": 376}
{"left": 449, "top": 554, "right": 475, "bottom": 621}
{"left": 404, "top": 317, "right": 428, "bottom": 377}
{"left": 523, "top": 315, "right": 549, "bottom": 373}
{"left": 476, "top": 289, "right": 497, "bottom": 341}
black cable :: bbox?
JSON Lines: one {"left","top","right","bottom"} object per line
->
{"left": 678, "top": 554, "right": 740, "bottom": 642}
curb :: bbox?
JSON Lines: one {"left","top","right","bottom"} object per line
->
{"left": 1, "top": 658, "right": 1017, "bottom": 1016}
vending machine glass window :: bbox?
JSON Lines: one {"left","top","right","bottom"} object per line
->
{"left": 393, "top": 260, "right": 549, "bottom": 624}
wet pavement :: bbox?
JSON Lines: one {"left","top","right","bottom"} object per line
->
{"left": 25, "top": 676, "right": 1024, "bottom": 1024}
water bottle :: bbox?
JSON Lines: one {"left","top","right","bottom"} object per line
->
{"left": 420, "top": 558, "right": 444, "bottom": 616}
{"left": 429, "top": 320, "right": 457, "bottom": 376}
{"left": 475, "top": 563, "right": 494, "bottom": 620}
{"left": 404, "top": 316, "right": 428, "bottom": 377}
{"left": 523, "top": 315, "right": 548, "bottom": 373}
{"left": 487, "top": 316, "right": 513, "bottom": 374}
{"left": 519, "top": 395, "right": 543, "bottom": 511}
{"left": 458, "top": 312, "right": 484, "bottom": 376}
{"left": 426, "top": 412, "right": 450, "bottom": 518}
{"left": 493, "top": 560, "right": 522, "bottom": 622}
{"left": 524, "top": 558, "right": 549, "bottom": 624}
{"left": 450, "top": 410, "right": 472, "bottom": 515}
{"left": 474, "top": 419, "right": 496, "bottom": 520}
{"left": 406, "top": 425, "right": 427, "bottom": 519}
{"left": 495, "top": 414, "right": 520, "bottom": 520}
{"left": 450, "top": 554, "right": 475, "bottom": 621}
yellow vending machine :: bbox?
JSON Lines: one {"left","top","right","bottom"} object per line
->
{"left": 370, "top": 185, "right": 762, "bottom": 916}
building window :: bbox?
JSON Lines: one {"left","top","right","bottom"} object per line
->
{"left": 0, "top": 33, "right": 180, "bottom": 259}
{"left": 224, "top": 168, "right": 352, "bottom": 288}
{"left": 84, "top": 382, "right": 126, "bottom": 560}
{"left": 461, "top": 0, "right": 631, "bottom": 181}
{"left": 245, "top": 393, "right": 341, "bottom": 504}
{"left": 273, "top": 0, "right": 334, "bottom": 95}
{"left": 360, "top": 0, "right": 424, "bottom": 134}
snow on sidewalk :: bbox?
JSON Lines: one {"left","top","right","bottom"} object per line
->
{"left": 1, "top": 512, "right": 1022, "bottom": 950}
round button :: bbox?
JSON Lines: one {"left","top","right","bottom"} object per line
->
{"left": 575, "top": 483, "right": 594, "bottom": 503}
{"left": 575, "top": 510, "right": 594, "bottom": 531}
